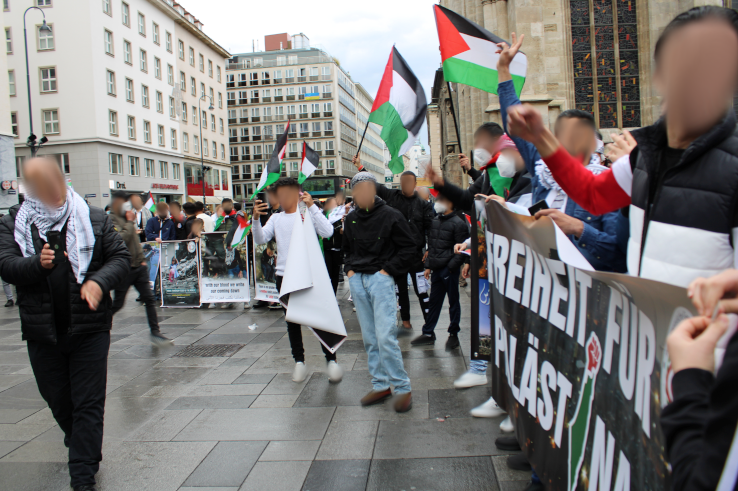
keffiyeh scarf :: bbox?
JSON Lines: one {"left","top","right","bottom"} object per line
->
{"left": 535, "top": 156, "right": 609, "bottom": 210}
{"left": 14, "top": 187, "right": 95, "bottom": 284}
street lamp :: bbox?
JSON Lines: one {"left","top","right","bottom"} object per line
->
{"left": 197, "top": 94, "right": 214, "bottom": 207}
{"left": 23, "top": 7, "right": 52, "bottom": 157}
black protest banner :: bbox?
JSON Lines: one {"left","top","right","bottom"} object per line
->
{"left": 482, "top": 201, "right": 695, "bottom": 491}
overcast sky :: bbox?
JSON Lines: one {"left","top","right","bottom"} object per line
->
{"left": 183, "top": 0, "right": 440, "bottom": 148}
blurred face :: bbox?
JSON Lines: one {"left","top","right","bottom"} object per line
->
{"left": 400, "top": 174, "right": 416, "bottom": 196}
{"left": 474, "top": 131, "right": 501, "bottom": 155}
{"left": 191, "top": 222, "right": 203, "bottom": 235}
{"left": 275, "top": 185, "right": 300, "bottom": 212}
{"left": 555, "top": 117, "right": 596, "bottom": 162}
{"left": 130, "top": 195, "right": 143, "bottom": 210}
{"left": 417, "top": 187, "right": 430, "bottom": 201}
{"left": 324, "top": 198, "right": 337, "bottom": 214}
{"left": 500, "top": 148, "right": 525, "bottom": 172}
{"left": 111, "top": 197, "right": 125, "bottom": 215}
{"left": 24, "top": 158, "right": 66, "bottom": 208}
{"left": 335, "top": 192, "right": 345, "bottom": 205}
{"left": 267, "top": 190, "right": 280, "bottom": 208}
{"left": 170, "top": 204, "right": 181, "bottom": 216}
{"left": 157, "top": 206, "right": 169, "bottom": 219}
{"left": 352, "top": 181, "right": 376, "bottom": 209}
{"left": 222, "top": 202, "right": 233, "bottom": 214}
{"left": 654, "top": 18, "right": 738, "bottom": 139}
{"left": 435, "top": 195, "right": 453, "bottom": 214}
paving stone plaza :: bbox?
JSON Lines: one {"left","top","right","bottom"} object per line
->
{"left": 0, "top": 282, "right": 530, "bottom": 490}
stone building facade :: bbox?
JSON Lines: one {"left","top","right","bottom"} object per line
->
{"left": 428, "top": 0, "right": 731, "bottom": 187}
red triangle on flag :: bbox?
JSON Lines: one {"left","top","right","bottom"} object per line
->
{"left": 434, "top": 5, "right": 471, "bottom": 63}
{"left": 371, "top": 49, "right": 394, "bottom": 113}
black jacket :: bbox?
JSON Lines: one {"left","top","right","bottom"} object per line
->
{"left": 425, "top": 213, "right": 469, "bottom": 271}
{"left": 322, "top": 218, "right": 343, "bottom": 251}
{"left": 0, "top": 205, "right": 130, "bottom": 344}
{"left": 660, "top": 331, "right": 738, "bottom": 491}
{"left": 436, "top": 170, "right": 531, "bottom": 212}
{"left": 376, "top": 185, "right": 434, "bottom": 252}
{"left": 342, "top": 197, "right": 416, "bottom": 277}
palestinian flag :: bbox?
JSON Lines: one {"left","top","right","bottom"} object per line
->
{"left": 214, "top": 209, "right": 236, "bottom": 230}
{"left": 434, "top": 4, "right": 527, "bottom": 96}
{"left": 230, "top": 213, "right": 251, "bottom": 247}
{"left": 250, "top": 121, "right": 289, "bottom": 200}
{"left": 369, "top": 47, "right": 427, "bottom": 175}
{"left": 144, "top": 192, "right": 156, "bottom": 213}
{"left": 298, "top": 142, "right": 319, "bottom": 184}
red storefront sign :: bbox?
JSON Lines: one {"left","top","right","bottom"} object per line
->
{"left": 152, "top": 184, "right": 179, "bottom": 190}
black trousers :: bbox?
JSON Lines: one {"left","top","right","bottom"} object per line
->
{"left": 324, "top": 249, "right": 342, "bottom": 294}
{"left": 421, "top": 266, "right": 461, "bottom": 336}
{"left": 394, "top": 260, "right": 430, "bottom": 322}
{"left": 27, "top": 331, "right": 110, "bottom": 488}
{"left": 276, "top": 275, "right": 336, "bottom": 363}
{"left": 112, "top": 265, "right": 160, "bottom": 331}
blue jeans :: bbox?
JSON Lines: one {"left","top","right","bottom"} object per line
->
{"left": 470, "top": 359, "right": 488, "bottom": 375}
{"left": 350, "top": 272, "right": 411, "bottom": 394}
{"left": 421, "top": 266, "right": 460, "bottom": 336}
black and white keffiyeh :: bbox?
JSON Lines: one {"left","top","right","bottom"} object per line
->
{"left": 535, "top": 155, "right": 609, "bottom": 210}
{"left": 14, "top": 187, "right": 95, "bottom": 284}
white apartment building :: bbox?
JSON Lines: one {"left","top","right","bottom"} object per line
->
{"left": 0, "top": 8, "right": 18, "bottom": 215}
{"left": 4, "top": 0, "right": 230, "bottom": 208}
{"left": 226, "top": 35, "right": 386, "bottom": 203}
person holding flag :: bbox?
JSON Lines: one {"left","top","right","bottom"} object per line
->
{"left": 214, "top": 198, "right": 237, "bottom": 232}
{"left": 251, "top": 121, "right": 290, "bottom": 200}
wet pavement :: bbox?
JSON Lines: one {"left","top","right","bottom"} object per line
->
{"left": 0, "top": 280, "right": 530, "bottom": 490}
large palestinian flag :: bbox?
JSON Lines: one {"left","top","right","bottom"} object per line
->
{"left": 230, "top": 213, "right": 251, "bottom": 247}
{"left": 434, "top": 4, "right": 527, "bottom": 96}
{"left": 298, "top": 142, "right": 319, "bottom": 184}
{"left": 250, "top": 121, "right": 289, "bottom": 200}
{"left": 369, "top": 47, "right": 427, "bottom": 175}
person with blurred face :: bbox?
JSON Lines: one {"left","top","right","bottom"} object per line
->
{"left": 351, "top": 156, "right": 434, "bottom": 330}
{"left": 252, "top": 177, "right": 343, "bottom": 384}
{"left": 145, "top": 202, "right": 175, "bottom": 242}
{"left": 411, "top": 194, "right": 469, "bottom": 350}
{"left": 0, "top": 157, "right": 130, "bottom": 491}
{"left": 169, "top": 201, "right": 187, "bottom": 240}
{"left": 322, "top": 198, "right": 344, "bottom": 294}
{"left": 215, "top": 198, "right": 236, "bottom": 232}
{"left": 129, "top": 194, "right": 151, "bottom": 243}
{"left": 110, "top": 191, "right": 170, "bottom": 346}
{"left": 343, "top": 172, "right": 417, "bottom": 412}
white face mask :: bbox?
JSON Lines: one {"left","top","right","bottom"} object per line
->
{"left": 122, "top": 201, "right": 132, "bottom": 212}
{"left": 496, "top": 153, "right": 517, "bottom": 178}
{"left": 433, "top": 202, "right": 447, "bottom": 214}
{"left": 473, "top": 148, "right": 492, "bottom": 166}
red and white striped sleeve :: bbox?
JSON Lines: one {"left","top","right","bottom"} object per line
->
{"left": 543, "top": 147, "right": 632, "bottom": 215}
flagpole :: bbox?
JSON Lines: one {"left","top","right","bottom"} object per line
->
{"left": 446, "top": 81, "right": 467, "bottom": 174}
{"left": 355, "top": 120, "right": 370, "bottom": 157}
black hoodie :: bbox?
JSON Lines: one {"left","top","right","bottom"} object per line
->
{"left": 342, "top": 197, "right": 416, "bottom": 277}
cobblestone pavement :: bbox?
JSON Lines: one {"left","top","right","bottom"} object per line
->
{"left": 0, "top": 280, "right": 530, "bottom": 490}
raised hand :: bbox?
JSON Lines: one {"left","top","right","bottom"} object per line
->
{"left": 496, "top": 32, "right": 525, "bottom": 73}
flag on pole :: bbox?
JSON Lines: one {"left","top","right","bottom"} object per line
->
{"left": 298, "top": 142, "right": 319, "bottom": 184}
{"left": 433, "top": 4, "right": 527, "bottom": 96}
{"left": 230, "top": 213, "right": 251, "bottom": 247}
{"left": 368, "top": 47, "right": 427, "bottom": 175}
{"left": 214, "top": 209, "right": 236, "bottom": 230}
{"left": 250, "top": 121, "right": 289, "bottom": 200}
{"left": 144, "top": 191, "right": 156, "bottom": 213}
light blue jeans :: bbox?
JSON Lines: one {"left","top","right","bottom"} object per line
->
{"left": 470, "top": 359, "right": 488, "bottom": 375}
{"left": 350, "top": 272, "right": 411, "bottom": 394}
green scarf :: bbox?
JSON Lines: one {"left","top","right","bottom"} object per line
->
{"left": 486, "top": 166, "right": 513, "bottom": 198}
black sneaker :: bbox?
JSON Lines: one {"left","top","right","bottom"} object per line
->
{"left": 410, "top": 333, "right": 436, "bottom": 346}
{"left": 495, "top": 435, "right": 521, "bottom": 451}
{"left": 150, "top": 331, "right": 173, "bottom": 346}
{"left": 73, "top": 485, "right": 98, "bottom": 491}
{"left": 445, "top": 334, "right": 460, "bottom": 351}
{"left": 4, "top": 299, "right": 13, "bottom": 308}
{"left": 252, "top": 300, "right": 268, "bottom": 309}
{"left": 507, "top": 453, "right": 531, "bottom": 471}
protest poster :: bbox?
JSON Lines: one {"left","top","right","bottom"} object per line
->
{"left": 470, "top": 200, "right": 491, "bottom": 361}
{"left": 160, "top": 239, "right": 201, "bottom": 307}
{"left": 141, "top": 241, "right": 160, "bottom": 290}
{"left": 480, "top": 201, "right": 697, "bottom": 490}
{"left": 200, "top": 232, "right": 250, "bottom": 303}
{"left": 253, "top": 237, "right": 279, "bottom": 302}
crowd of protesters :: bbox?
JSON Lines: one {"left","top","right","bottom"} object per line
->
{"left": 0, "top": 5, "right": 737, "bottom": 491}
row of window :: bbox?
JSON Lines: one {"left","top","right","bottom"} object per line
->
{"left": 4, "top": 0, "right": 52, "bottom": 12}
{"left": 108, "top": 110, "right": 225, "bottom": 161}
{"left": 226, "top": 86, "right": 333, "bottom": 106}
{"left": 10, "top": 109, "right": 58, "bottom": 136}
{"left": 228, "top": 123, "right": 334, "bottom": 141}
{"left": 227, "top": 104, "right": 334, "bottom": 122}
{"left": 226, "top": 66, "right": 331, "bottom": 86}
{"left": 4, "top": 25, "right": 53, "bottom": 54}
{"left": 108, "top": 152, "right": 181, "bottom": 180}
{"left": 6, "top": 67, "right": 56, "bottom": 95}
{"left": 231, "top": 159, "right": 337, "bottom": 185}
{"left": 229, "top": 140, "right": 335, "bottom": 161}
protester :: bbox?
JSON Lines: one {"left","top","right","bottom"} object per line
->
{"left": 2, "top": 280, "right": 12, "bottom": 307}
{"left": 0, "top": 157, "right": 130, "bottom": 491}
{"left": 252, "top": 177, "right": 343, "bottom": 383}
{"left": 195, "top": 201, "right": 214, "bottom": 233}
{"left": 109, "top": 191, "right": 171, "bottom": 345}
{"left": 505, "top": 6, "right": 738, "bottom": 285}
{"left": 129, "top": 193, "right": 151, "bottom": 243}
{"left": 251, "top": 187, "right": 282, "bottom": 310}
{"left": 416, "top": 186, "right": 432, "bottom": 204}
{"left": 322, "top": 197, "right": 344, "bottom": 294}
{"left": 352, "top": 156, "right": 434, "bottom": 330}
{"left": 187, "top": 218, "right": 204, "bottom": 240}
{"left": 170, "top": 201, "right": 187, "bottom": 240}
{"left": 182, "top": 202, "right": 198, "bottom": 237}
{"left": 342, "top": 172, "right": 416, "bottom": 412}
{"left": 410, "top": 194, "right": 469, "bottom": 350}
{"left": 215, "top": 198, "right": 237, "bottom": 232}
{"left": 145, "top": 202, "right": 176, "bottom": 242}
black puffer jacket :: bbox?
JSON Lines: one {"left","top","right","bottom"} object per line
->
{"left": 376, "top": 185, "right": 434, "bottom": 252}
{"left": 425, "top": 213, "right": 470, "bottom": 271}
{"left": 342, "top": 197, "right": 416, "bottom": 277}
{"left": 0, "top": 205, "right": 130, "bottom": 344}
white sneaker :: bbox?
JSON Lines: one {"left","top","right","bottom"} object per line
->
{"left": 470, "top": 397, "right": 506, "bottom": 418}
{"left": 292, "top": 362, "right": 308, "bottom": 383}
{"left": 327, "top": 360, "right": 343, "bottom": 383}
{"left": 453, "top": 371, "right": 488, "bottom": 389}
{"left": 499, "top": 415, "right": 514, "bottom": 433}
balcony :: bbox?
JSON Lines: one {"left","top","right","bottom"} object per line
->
{"left": 285, "top": 77, "right": 294, "bottom": 83}
{"left": 322, "top": 92, "right": 332, "bottom": 99}
{"left": 240, "top": 136, "right": 249, "bottom": 142}
{"left": 326, "top": 169, "right": 335, "bottom": 175}
{"left": 230, "top": 155, "right": 239, "bottom": 162}
{"left": 227, "top": 100, "right": 236, "bottom": 106}
{"left": 273, "top": 78, "right": 282, "bottom": 84}
{"left": 262, "top": 97, "right": 271, "bottom": 103}
{"left": 321, "top": 74, "right": 330, "bottom": 81}
{"left": 311, "top": 112, "right": 320, "bottom": 118}
{"left": 241, "top": 155, "right": 250, "bottom": 161}
{"left": 262, "top": 79, "right": 270, "bottom": 85}
{"left": 253, "top": 154, "right": 262, "bottom": 160}
{"left": 229, "top": 137, "right": 238, "bottom": 143}
{"left": 299, "top": 132, "right": 309, "bottom": 138}
{"left": 298, "top": 94, "right": 305, "bottom": 101}
{"left": 264, "top": 115, "right": 273, "bottom": 122}
{"left": 324, "top": 130, "right": 334, "bottom": 136}
{"left": 297, "top": 76, "right": 306, "bottom": 82}
{"left": 299, "top": 113, "right": 309, "bottom": 119}
{"left": 238, "top": 81, "right": 247, "bottom": 87}
{"left": 314, "top": 169, "right": 323, "bottom": 175}
{"left": 264, "top": 134, "right": 274, "bottom": 140}
{"left": 243, "top": 174, "right": 252, "bottom": 179}
{"left": 312, "top": 132, "right": 321, "bottom": 137}
{"left": 275, "top": 115, "right": 285, "bottom": 121}
{"left": 325, "top": 149, "right": 335, "bottom": 156}
{"left": 315, "top": 150, "right": 323, "bottom": 156}
{"left": 251, "top": 116, "right": 260, "bottom": 123}
{"left": 274, "top": 96, "right": 283, "bottom": 102}
{"left": 309, "top": 75, "right": 319, "bottom": 81}
{"left": 286, "top": 95, "right": 295, "bottom": 101}
{"left": 240, "top": 117, "right": 248, "bottom": 123}
{"left": 226, "top": 82, "right": 235, "bottom": 88}
{"left": 324, "top": 111, "right": 333, "bottom": 117}
{"left": 250, "top": 80, "right": 258, "bottom": 86}
{"left": 288, "top": 152, "right": 298, "bottom": 158}
{"left": 228, "top": 118, "right": 237, "bottom": 124}
{"left": 250, "top": 98, "right": 260, "bottom": 104}
{"left": 238, "top": 98, "right": 247, "bottom": 105}
{"left": 288, "top": 132, "right": 296, "bottom": 139}
{"left": 252, "top": 135, "right": 261, "bottom": 141}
